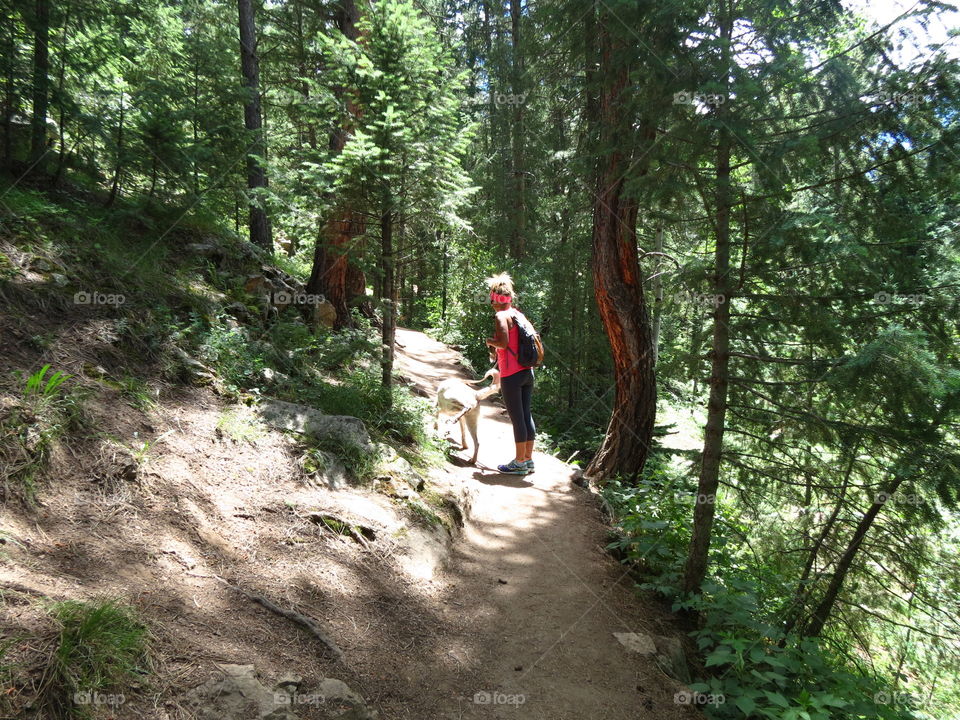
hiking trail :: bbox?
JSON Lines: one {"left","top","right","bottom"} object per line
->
{"left": 387, "top": 328, "right": 699, "bottom": 719}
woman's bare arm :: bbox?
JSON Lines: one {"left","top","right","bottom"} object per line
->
{"left": 485, "top": 311, "right": 511, "bottom": 349}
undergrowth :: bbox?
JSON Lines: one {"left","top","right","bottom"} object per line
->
{"left": 1, "top": 182, "right": 437, "bottom": 481}
{"left": 601, "top": 457, "right": 927, "bottom": 720}
{"left": 41, "top": 598, "right": 150, "bottom": 719}
{"left": 1, "top": 365, "right": 87, "bottom": 501}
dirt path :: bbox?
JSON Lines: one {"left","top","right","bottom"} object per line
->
{"left": 389, "top": 328, "right": 699, "bottom": 720}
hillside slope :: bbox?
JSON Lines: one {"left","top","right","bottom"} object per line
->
{"left": 0, "top": 206, "right": 699, "bottom": 718}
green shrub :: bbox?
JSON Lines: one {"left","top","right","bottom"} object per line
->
{"left": 602, "top": 465, "right": 924, "bottom": 720}
{"left": 2, "top": 367, "right": 86, "bottom": 501}
{"left": 44, "top": 599, "right": 149, "bottom": 719}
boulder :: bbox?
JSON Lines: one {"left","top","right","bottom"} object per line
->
{"left": 257, "top": 398, "right": 373, "bottom": 454}
{"left": 184, "top": 664, "right": 378, "bottom": 720}
{"left": 613, "top": 632, "right": 691, "bottom": 683}
{"left": 184, "top": 664, "right": 296, "bottom": 720}
{"left": 613, "top": 632, "right": 657, "bottom": 655}
{"left": 313, "top": 299, "right": 338, "bottom": 329}
{"left": 652, "top": 635, "right": 692, "bottom": 683}
{"left": 185, "top": 241, "right": 222, "bottom": 258}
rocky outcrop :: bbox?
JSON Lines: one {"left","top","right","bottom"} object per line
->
{"left": 256, "top": 399, "right": 373, "bottom": 454}
{"left": 184, "top": 664, "right": 378, "bottom": 720}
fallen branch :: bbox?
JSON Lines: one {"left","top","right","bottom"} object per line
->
{"left": 213, "top": 576, "right": 344, "bottom": 662}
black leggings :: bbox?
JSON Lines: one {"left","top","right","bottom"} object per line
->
{"left": 501, "top": 368, "right": 535, "bottom": 442}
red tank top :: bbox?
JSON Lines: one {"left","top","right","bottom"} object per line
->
{"left": 496, "top": 313, "right": 524, "bottom": 379}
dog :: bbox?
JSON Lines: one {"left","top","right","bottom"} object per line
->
{"left": 435, "top": 367, "right": 500, "bottom": 464}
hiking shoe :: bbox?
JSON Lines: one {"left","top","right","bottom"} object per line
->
{"left": 497, "top": 459, "right": 529, "bottom": 475}
{"left": 523, "top": 459, "right": 535, "bottom": 474}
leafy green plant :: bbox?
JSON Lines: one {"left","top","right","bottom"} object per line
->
{"left": 3, "top": 369, "right": 87, "bottom": 501}
{"left": 683, "top": 582, "right": 922, "bottom": 720}
{"left": 23, "top": 365, "right": 72, "bottom": 402}
{"left": 602, "top": 464, "right": 926, "bottom": 720}
{"left": 115, "top": 377, "right": 158, "bottom": 412}
{"left": 128, "top": 430, "right": 172, "bottom": 465}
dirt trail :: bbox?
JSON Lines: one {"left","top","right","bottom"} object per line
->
{"left": 390, "top": 328, "right": 698, "bottom": 720}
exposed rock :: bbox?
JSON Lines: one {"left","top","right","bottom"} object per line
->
{"left": 305, "top": 449, "right": 350, "bottom": 490}
{"left": 275, "top": 673, "right": 302, "bottom": 693}
{"left": 245, "top": 274, "right": 269, "bottom": 294}
{"left": 260, "top": 367, "right": 290, "bottom": 385}
{"left": 185, "top": 664, "right": 378, "bottom": 719}
{"left": 185, "top": 241, "right": 222, "bottom": 257}
{"left": 29, "top": 256, "right": 54, "bottom": 272}
{"left": 613, "top": 632, "right": 691, "bottom": 683}
{"left": 314, "top": 299, "right": 338, "bottom": 328}
{"left": 652, "top": 635, "right": 691, "bottom": 683}
{"left": 614, "top": 632, "right": 657, "bottom": 655}
{"left": 257, "top": 398, "right": 373, "bottom": 453}
{"left": 375, "top": 444, "right": 426, "bottom": 491}
{"left": 305, "top": 511, "right": 377, "bottom": 544}
{"left": 314, "top": 678, "right": 379, "bottom": 719}
{"left": 184, "top": 663, "right": 297, "bottom": 720}
{"left": 226, "top": 301, "right": 254, "bottom": 321}
{"left": 379, "top": 476, "right": 415, "bottom": 499}
{"left": 571, "top": 467, "right": 589, "bottom": 487}
{"left": 171, "top": 346, "right": 216, "bottom": 384}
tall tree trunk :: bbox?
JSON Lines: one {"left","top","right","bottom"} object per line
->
{"left": 380, "top": 209, "right": 396, "bottom": 400}
{"left": 305, "top": 0, "right": 366, "bottom": 329}
{"left": 801, "top": 475, "right": 906, "bottom": 637}
{"left": 680, "top": 2, "right": 733, "bottom": 597}
{"left": 29, "top": 0, "right": 50, "bottom": 170}
{"left": 584, "top": 9, "right": 656, "bottom": 483}
{"left": 192, "top": 52, "right": 200, "bottom": 197}
{"left": 2, "top": 3, "right": 15, "bottom": 168}
{"left": 780, "top": 445, "right": 858, "bottom": 639}
{"left": 237, "top": 0, "right": 271, "bottom": 250}
{"left": 51, "top": 0, "right": 69, "bottom": 186}
{"left": 104, "top": 89, "right": 124, "bottom": 208}
{"left": 508, "top": 0, "right": 525, "bottom": 259}
{"left": 651, "top": 225, "right": 664, "bottom": 365}
{"left": 439, "top": 230, "right": 448, "bottom": 322}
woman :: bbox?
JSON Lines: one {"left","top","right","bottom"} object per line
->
{"left": 484, "top": 273, "right": 536, "bottom": 475}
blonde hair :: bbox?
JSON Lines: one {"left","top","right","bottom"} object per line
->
{"left": 486, "top": 272, "right": 515, "bottom": 298}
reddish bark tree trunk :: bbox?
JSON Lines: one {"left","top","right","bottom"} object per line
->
{"left": 584, "top": 12, "right": 656, "bottom": 483}
{"left": 305, "top": 0, "right": 366, "bottom": 329}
